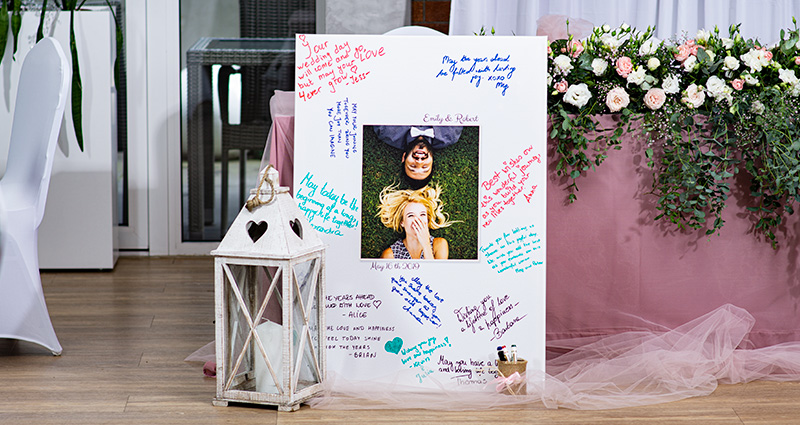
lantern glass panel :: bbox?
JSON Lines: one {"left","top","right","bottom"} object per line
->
{"left": 291, "top": 258, "right": 322, "bottom": 391}
{"left": 223, "top": 263, "right": 257, "bottom": 390}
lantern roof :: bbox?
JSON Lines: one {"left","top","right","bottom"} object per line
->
{"left": 212, "top": 168, "right": 325, "bottom": 259}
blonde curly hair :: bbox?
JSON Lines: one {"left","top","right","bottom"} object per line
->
{"left": 377, "top": 185, "right": 455, "bottom": 233}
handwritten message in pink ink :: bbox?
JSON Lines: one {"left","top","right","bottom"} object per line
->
{"left": 296, "top": 35, "right": 386, "bottom": 102}
{"left": 480, "top": 146, "right": 542, "bottom": 228}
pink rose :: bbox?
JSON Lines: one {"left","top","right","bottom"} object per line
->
{"left": 795, "top": 56, "right": 800, "bottom": 65}
{"left": 643, "top": 88, "right": 667, "bottom": 110}
{"left": 569, "top": 40, "right": 584, "bottom": 58}
{"left": 605, "top": 87, "right": 630, "bottom": 112}
{"left": 731, "top": 79, "right": 744, "bottom": 91}
{"left": 555, "top": 80, "right": 569, "bottom": 93}
{"left": 675, "top": 44, "right": 692, "bottom": 62}
{"left": 548, "top": 45, "right": 552, "bottom": 55}
{"left": 616, "top": 56, "right": 633, "bottom": 78}
{"left": 764, "top": 50, "right": 773, "bottom": 61}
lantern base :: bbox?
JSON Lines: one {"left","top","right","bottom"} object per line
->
{"left": 212, "top": 396, "right": 306, "bottom": 411}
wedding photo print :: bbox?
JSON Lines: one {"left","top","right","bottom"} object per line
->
{"left": 360, "top": 124, "right": 480, "bottom": 260}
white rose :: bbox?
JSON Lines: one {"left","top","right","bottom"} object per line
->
{"left": 741, "top": 48, "right": 770, "bottom": 73}
{"left": 563, "top": 83, "right": 592, "bottom": 108}
{"left": 591, "top": 58, "right": 608, "bottom": 76}
{"left": 722, "top": 56, "right": 740, "bottom": 71}
{"left": 696, "top": 29, "right": 711, "bottom": 43}
{"left": 779, "top": 68, "right": 799, "bottom": 85}
{"left": 626, "top": 67, "right": 647, "bottom": 86}
{"left": 601, "top": 34, "right": 624, "bottom": 50}
{"left": 705, "top": 76, "right": 726, "bottom": 98}
{"left": 662, "top": 74, "right": 681, "bottom": 94}
{"left": 742, "top": 73, "right": 759, "bottom": 85}
{"left": 647, "top": 57, "right": 660, "bottom": 70}
{"left": 553, "top": 54, "right": 574, "bottom": 75}
{"left": 722, "top": 38, "right": 734, "bottom": 49}
{"left": 704, "top": 49, "right": 716, "bottom": 62}
{"left": 751, "top": 100, "right": 765, "bottom": 114}
{"left": 605, "top": 87, "right": 630, "bottom": 112}
{"left": 602, "top": 24, "right": 611, "bottom": 32}
{"left": 683, "top": 55, "right": 698, "bottom": 72}
{"left": 620, "top": 23, "right": 630, "bottom": 30}
{"left": 682, "top": 83, "right": 706, "bottom": 108}
{"left": 547, "top": 73, "right": 553, "bottom": 86}
{"left": 639, "top": 38, "right": 659, "bottom": 56}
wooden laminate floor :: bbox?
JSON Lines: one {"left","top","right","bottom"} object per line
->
{"left": 1, "top": 257, "right": 799, "bottom": 424}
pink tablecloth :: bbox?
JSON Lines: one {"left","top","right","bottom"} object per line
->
{"left": 268, "top": 110, "right": 800, "bottom": 348}
{"left": 546, "top": 115, "right": 800, "bottom": 348}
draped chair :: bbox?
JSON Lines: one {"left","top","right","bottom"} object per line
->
{"left": 0, "top": 38, "right": 71, "bottom": 355}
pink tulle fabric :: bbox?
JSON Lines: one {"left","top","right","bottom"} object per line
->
{"left": 306, "top": 305, "right": 800, "bottom": 410}
{"left": 536, "top": 15, "right": 594, "bottom": 42}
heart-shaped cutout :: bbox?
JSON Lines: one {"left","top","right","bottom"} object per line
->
{"left": 384, "top": 336, "right": 403, "bottom": 355}
{"left": 289, "top": 218, "right": 303, "bottom": 239}
{"left": 246, "top": 220, "right": 268, "bottom": 243}
{"left": 373, "top": 300, "right": 382, "bottom": 309}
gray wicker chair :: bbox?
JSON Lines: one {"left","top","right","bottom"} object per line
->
{"left": 218, "top": 0, "right": 315, "bottom": 235}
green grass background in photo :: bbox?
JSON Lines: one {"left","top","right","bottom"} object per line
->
{"left": 360, "top": 125, "right": 479, "bottom": 259}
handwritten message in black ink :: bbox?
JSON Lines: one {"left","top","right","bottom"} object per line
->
{"left": 389, "top": 276, "right": 444, "bottom": 328}
{"left": 326, "top": 98, "right": 358, "bottom": 159}
{"left": 453, "top": 294, "right": 528, "bottom": 341}
{"left": 295, "top": 172, "right": 359, "bottom": 237}
{"left": 480, "top": 224, "right": 543, "bottom": 274}
{"left": 480, "top": 145, "right": 542, "bottom": 228}
{"left": 435, "top": 53, "right": 516, "bottom": 96}
{"left": 385, "top": 335, "right": 452, "bottom": 383}
{"left": 322, "top": 290, "right": 396, "bottom": 361}
{"left": 297, "top": 35, "right": 385, "bottom": 102}
{"left": 437, "top": 355, "right": 492, "bottom": 386}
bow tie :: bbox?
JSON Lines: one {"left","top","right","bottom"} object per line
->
{"left": 410, "top": 127, "right": 435, "bottom": 139}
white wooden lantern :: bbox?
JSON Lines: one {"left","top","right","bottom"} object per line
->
{"left": 211, "top": 167, "right": 326, "bottom": 411}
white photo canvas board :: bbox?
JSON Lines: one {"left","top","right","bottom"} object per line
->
{"left": 293, "top": 34, "right": 547, "bottom": 391}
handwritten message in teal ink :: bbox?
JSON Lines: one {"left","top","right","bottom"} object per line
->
{"left": 295, "top": 172, "right": 359, "bottom": 237}
{"left": 390, "top": 276, "right": 444, "bottom": 328}
{"left": 480, "top": 224, "right": 543, "bottom": 274}
{"left": 453, "top": 294, "right": 527, "bottom": 341}
{"left": 387, "top": 335, "right": 452, "bottom": 383}
{"left": 327, "top": 98, "right": 358, "bottom": 159}
{"left": 480, "top": 145, "right": 542, "bottom": 228}
{"left": 435, "top": 53, "right": 516, "bottom": 96}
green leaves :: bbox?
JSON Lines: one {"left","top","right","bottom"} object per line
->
{"left": 69, "top": 6, "right": 84, "bottom": 151}
{"left": 0, "top": 1, "right": 8, "bottom": 68}
{"left": 11, "top": 0, "right": 20, "bottom": 56}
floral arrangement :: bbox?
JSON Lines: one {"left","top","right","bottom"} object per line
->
{"left": 547, "top": 21, "right": 800, "bottom": 247}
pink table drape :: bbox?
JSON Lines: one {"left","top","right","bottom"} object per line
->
{"left": 266, "top": 106, "right": 800, "bottom": 349}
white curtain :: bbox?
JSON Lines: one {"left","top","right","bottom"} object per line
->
{"left": 449, "top": 0, "right": 800, "bottom": 44}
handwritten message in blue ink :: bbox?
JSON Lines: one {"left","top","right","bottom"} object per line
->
{"left": 391, "top": 335, "right": 451, "bottom": 382}
{"left": 326, "top": 98, "right": 358, "bottom": 159}
{"left": 480, "top": 224, "right": 543, "bottom": 274}
{"left": 453, "top": 294, "right": 528, "bottom": 341}
{"left": 389, "top": 276, "right": 444, "bottom": 328}
{"left": 295, "top": 172, "right": 359, "bottom": 237}
{"left": 480, "top": 145, "right": 542, "bottom": 228}
{"left": 435, "top": 53, "right": 516, "bottom": 96}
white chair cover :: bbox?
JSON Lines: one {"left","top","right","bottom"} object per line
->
{"left": 0, "top": 38, "right": 71, "bottom": 355}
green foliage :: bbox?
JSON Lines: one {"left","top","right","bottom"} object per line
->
{"left": 360, "top": 126, "right": 480, "bottom": 259}
{"left": 0, "top": 1, "right": 8, "bottom": 68}
{"left": 548, "top": 22, "right": 800, "bottom": 248}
